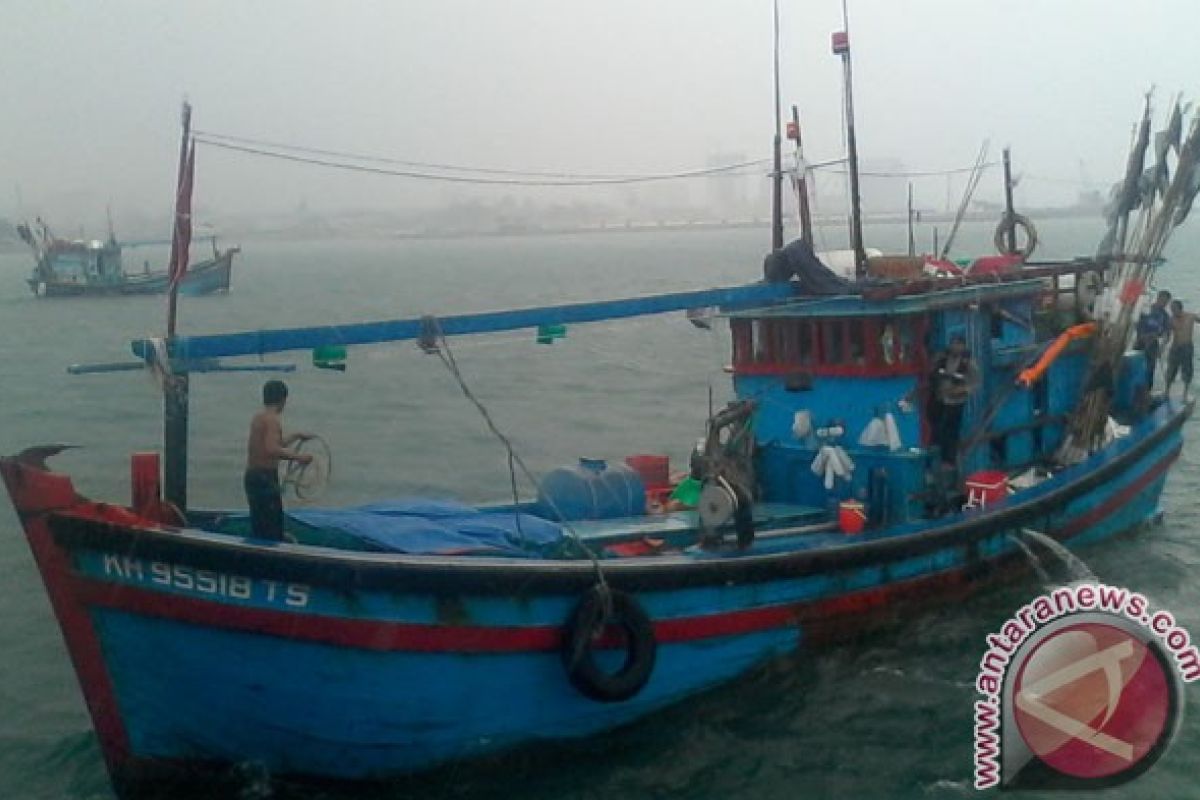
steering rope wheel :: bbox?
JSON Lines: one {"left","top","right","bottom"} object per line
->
{"left": 282, "top": 435, "right": 333, "bottom": 502}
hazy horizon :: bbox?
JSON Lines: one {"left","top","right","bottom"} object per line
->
{"left": 2, "top": 0, "right": 1195, "bottom": 233}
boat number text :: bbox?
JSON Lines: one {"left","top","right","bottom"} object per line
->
{"left": 101, "top": 554, "right": 310, "bottom": 608}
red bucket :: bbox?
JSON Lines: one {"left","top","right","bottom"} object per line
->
{"left": 965, "top": 470, "right": 1009, "bottom": 507}
{"left": 625, "top": 454, "right": 670, "bottom": 488}
{"left": 838, "top": 500, "right": 867, "bottom": 535}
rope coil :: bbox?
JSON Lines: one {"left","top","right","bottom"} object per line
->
{"left": 283, "top": 435, "right": 333, "bottom": 502}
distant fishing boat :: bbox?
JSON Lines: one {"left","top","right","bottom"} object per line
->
{"left": 4, "top": 29, "right": 1200, "bottom": 800}
{"left": 17, "top": 220, "right": 237, "bottom": 297}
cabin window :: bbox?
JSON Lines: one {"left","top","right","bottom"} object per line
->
{"left": 823, "top": 321, "right": 845, "bottom": 364}
{"left": 879, "top": 319, "right": 921, "bottom": 366}
{"left": 847, "top": 322, "right": 866, "bottom": 365}
{"left": 769, "top": 320, "right": 787, "bottom": 364}
{"left": 880, "top": 322, "right": 897, "bottom": 364}
{"left": 778, "top": 320, "right": 799, "bottom": 364}
{"left": 731, "top": 319, "right": 751, "bottom": 365}
{"left": 797, "top": 322, "right": 815, "bottom": 365}
{"left": 900, "top": 321, "right": 916, "bottom": 363}
{"left": 732, "top": 316, "right": 927, "bottom": 375}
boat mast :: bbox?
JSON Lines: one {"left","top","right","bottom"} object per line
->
{"left": 164, "top": 101, "right": 193, "bottom": 512}
{"left": 834, "top": 0, "right": 866, "bottom": 277}
{"left": 166, "top": 102, "right": 192, "bottom": 337}
{"left": 770, "top": 0, "right": 784, "bottom": 252}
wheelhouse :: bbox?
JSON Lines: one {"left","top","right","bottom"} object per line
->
{"left": 726, "top": 278, "right": 1145, "bottom": 526}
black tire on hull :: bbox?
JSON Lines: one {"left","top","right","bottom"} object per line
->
{"left": 562, "top": 586, "right": 656, "bottom": 702}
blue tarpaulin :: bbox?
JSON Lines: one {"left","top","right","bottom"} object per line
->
{"left": 287, "top": 498, "right": 564, "bottom": 556}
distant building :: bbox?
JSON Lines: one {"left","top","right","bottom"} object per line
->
{"left": 807, "top": 157, "right": 909, "bottom": 218}
{"left": 859, "top": 158, "right": 907, "bottom": 215}
{"left": 706, "top": 152, "right": 757, "bottom": 220}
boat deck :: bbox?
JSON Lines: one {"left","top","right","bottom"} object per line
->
{"left": 568, "top": 503, "right": 830, "bottom": 554}
{"left": 195, "top": 502, "right": 833, "bottom": 559}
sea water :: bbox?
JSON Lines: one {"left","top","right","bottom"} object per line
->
{"left": 1, "top": 218, "right": 1199, "bottom": 799}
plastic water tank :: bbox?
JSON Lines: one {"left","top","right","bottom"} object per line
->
{"left": 536, "top": 458, "right": 646, "bottom": 521}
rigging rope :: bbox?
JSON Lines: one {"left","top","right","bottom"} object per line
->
{"left": 422, "top": 317, "right": 609, "bottom": 589}
{"left": 939, "top": 141, "right": 991, "bottom": 259}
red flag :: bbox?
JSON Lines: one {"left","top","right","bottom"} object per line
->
{"left": 168, "top": 142, "right": 195, "bottom": 289}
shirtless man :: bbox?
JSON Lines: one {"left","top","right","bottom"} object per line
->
{"left": 1165, "top": 300, "right": 1198, "bottom": 401}
{"left": 245, "top": 380, "right": 312, "bottom": 540}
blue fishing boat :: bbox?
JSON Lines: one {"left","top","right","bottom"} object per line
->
{"left": 17, "top": 222, "right": 238, "bottom": 298}
{"left": 18, "top": 221, "right": 238, "bottom": 297}
{"left": 2, "top": 252, "right": 1193, "bottom": 795}
{"left": 5, "top": 41, "right": 1200, "bottom": 800}
{"left": 17, "top": 103, "right": 236, "bottom": 300}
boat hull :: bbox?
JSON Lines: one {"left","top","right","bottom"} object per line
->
{"left": 29, "top": 249, "right": 236, "bottom": 298}
{"left": 0, "top": 401, "right": 1189, "bottom": 794}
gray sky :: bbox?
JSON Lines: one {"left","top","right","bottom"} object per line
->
{"left": 2, "top": 0, "right": 1196, "bottom": 227}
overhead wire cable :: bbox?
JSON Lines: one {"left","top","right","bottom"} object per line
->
{"left": 812, "top": 162, "right": 1000, "bottom": 178}
{"left": 196, "top": 129, "right": 747, "bottom": 180}
{"left": 193, "top": 130, "right": 985, "bottom": 185}
{"left": 193, "top": 135, "right": 774, "bottom": 186}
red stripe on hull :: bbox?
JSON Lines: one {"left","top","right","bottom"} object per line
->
{"left": 1055, "top": 443, "right": 1180, "bottom": 537}
{"left": 73, "top": 578, "right": 806, "bottom": 652}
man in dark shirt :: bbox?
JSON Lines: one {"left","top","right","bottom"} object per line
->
{"left": 930, "top": 335, "right": 980, "bottom": 465}
{"left": 1135, "top": 290, "right": 1172, "bottom": 390}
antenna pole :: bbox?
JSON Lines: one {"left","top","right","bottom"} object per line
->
{"left": 791, "top": 105, "right": 814, "bottom": 248}
{"left": 1002, "top": 147, "right": 1017, "bottom": 254}
{"left": 907, "top": 182, "right": 915, "bottom": 256}
{"left": 835, "top": 0, "right": 866, "bottom": 277}
{"left": 770, "top": 0, "right": 784, "bottom": 251}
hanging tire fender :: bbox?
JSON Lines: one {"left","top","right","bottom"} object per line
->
{"left": 993, "top": 212, "right": 1038, "bottom": 258}
{"left": 561, "top": 586, "right": 657, "bottom": 702}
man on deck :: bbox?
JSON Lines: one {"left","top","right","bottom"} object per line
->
{"left": 245, "top": 380, "right": 312, "bottom": 540}
{"left": 1135, "top": 289, "right": 1172, "bottom": 390}
{"left": 1165, "top": 300, "right": 1197, "bottom": 402}
{"left": 930, "top": 334, "right": 979, "bottom": 466}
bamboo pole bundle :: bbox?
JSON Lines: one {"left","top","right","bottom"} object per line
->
{"left": 1059, "top": 100, "right": 1200, "bottom": 461}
